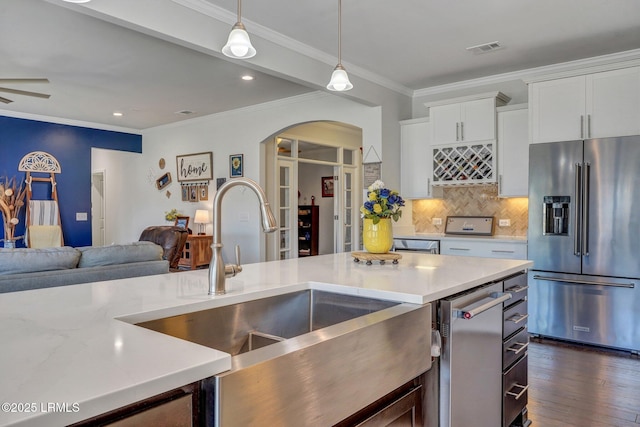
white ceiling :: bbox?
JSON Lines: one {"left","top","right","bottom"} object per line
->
{"left": 1, "top": 0, "right": 639, "bottom": 130}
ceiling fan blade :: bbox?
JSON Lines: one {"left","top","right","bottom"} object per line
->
{"left": 0, "top": 87, "right": 50, "bottom": 99}
{"left": 0, "top": 78, "right": 49, "bottom": 84}
{"left": 0, "top": 96, "right": 13, "bottom": 104}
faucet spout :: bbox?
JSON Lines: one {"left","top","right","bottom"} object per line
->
{"left": 208, "top": 178, "right": 277, "bottom": 295}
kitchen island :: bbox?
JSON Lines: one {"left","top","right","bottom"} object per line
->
{"left": 0, "top": 252, "right": 532, "bottom": 426}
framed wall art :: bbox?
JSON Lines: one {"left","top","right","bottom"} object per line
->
{"left": 156, "top": 172, "right": 172, "bottom": 190}
{"left": 322, "top": 176, "right": 334, "bottom": 197}
{"left": 176, "top": 152, "right": 213, "bottom": 182}
{"left": 199, "top": 184, "right": 209, "bottom": 201}
{"left": 230, "top": 154, "right": 243, "bottom": 178}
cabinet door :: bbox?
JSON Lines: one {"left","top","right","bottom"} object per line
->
{"left": 430, "top": 103, "right": 460, "bottom": 144}
{"left": 530, "top": 76, "right": 586, "bottom": 143}
{"left": 401, "top": 121, "right": 437, "bottom": 199}
{"left": 497, "top": 108, "right": 529, "bottom": 197}
{"left": 461, "top": 97, "right": 496, "bottom": 142}
{"left": 587, "top": 66, "right": 640, "bottom": 138}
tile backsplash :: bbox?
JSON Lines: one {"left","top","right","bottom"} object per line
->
{"left": 412, "top": 184, "right": 529, "bottom": 237}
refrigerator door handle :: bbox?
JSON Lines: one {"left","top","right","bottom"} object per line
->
{"left": 533, "top": 275, "right": 635, "bottom": 288}
{"left": 582, "top": 162, "right": 591, "bottom": 256}
{"left": 574, "top": 162, "right": 582, "bottom": 255}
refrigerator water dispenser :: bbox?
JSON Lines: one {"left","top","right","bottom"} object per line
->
{"left": 543, "top": 196, "right": 570, "bottom": 235}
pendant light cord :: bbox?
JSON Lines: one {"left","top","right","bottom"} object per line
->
{"left": 237, "top": 0, "right": 242, "bottom": 23}
{"left": 337, "top": 0, "right": 342, "bottom": 66}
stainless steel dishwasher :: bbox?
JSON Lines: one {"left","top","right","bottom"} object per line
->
{"left": 439, "top": 281, "right": 511, "bottom": 427}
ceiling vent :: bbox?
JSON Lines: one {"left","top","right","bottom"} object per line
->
{"left": 466, "top": 41, "right": 503, "bottom": 54}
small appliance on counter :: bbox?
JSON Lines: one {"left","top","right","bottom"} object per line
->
{"left": 445, "top": 216, "right": 494, "bottom": 236}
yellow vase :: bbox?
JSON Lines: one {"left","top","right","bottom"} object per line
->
{"left": 363, "top": 218, "right": 393, "bottom": 254}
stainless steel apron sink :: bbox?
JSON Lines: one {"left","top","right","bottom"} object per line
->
{"left": 136, "top": 289, "right": 432, "bottom": 426}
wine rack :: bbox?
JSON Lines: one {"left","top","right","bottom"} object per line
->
{"left": 432, "top": 142, "right": 496, "bottom": 185}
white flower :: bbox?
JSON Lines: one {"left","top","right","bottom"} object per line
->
{"left": 368, "top": 180, "right": 385, "bottom": 191}
{"left": 4, "top": 189, "right": 13, "bottom": 197}
{"left": 9, "top": 217, "right": 19, "bottom": 225}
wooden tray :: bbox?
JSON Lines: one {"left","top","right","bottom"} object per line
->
{"left": 351, "top": 251, "right": 402, "bottom": 265}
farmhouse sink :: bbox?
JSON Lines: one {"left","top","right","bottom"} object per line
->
{"left": 135, "top": 289, "right": 432, "bottom": 427}
{"left": 135, "top": 289, "right": 399, "bottom": 356}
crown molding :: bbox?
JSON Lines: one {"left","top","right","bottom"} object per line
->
{"left": 171, "top": 0, "right": 413, "bottom": 97}
{"left": 0, "top": 109, "right": 142, "bottom": 134}
{"left": 414, "top": 48, "right": 640, "bottom": 97}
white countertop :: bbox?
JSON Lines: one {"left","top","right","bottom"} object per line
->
{"left": 0, "top": 252, "right": 532, "bottom": 426}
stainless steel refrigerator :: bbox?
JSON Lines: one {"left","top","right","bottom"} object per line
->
{"left": 528, "top": 135, "right": 640, "bottom": 353}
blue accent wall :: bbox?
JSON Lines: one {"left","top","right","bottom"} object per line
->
{"left": 0, "top": 115, "right": 141, "bottom": 247}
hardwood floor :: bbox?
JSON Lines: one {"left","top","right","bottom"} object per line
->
{"left": 527, "top": 339, "right": 640, "bottom": 426}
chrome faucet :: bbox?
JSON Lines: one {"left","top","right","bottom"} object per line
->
{"left": 208, "top": 178, "right": 278, "bottom": 295}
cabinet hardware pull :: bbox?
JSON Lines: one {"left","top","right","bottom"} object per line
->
{"left": 450, "top": 247, "right": 470, "bottom": 251}
{"left": 457, "top": 292, "right": 512, "bottom": 319}
{"left": 506, "top": 383, "right": 529, "bottom": 400}
{"left": 532, "top": 275, "right": 635, "bottom": 288}
{"left": 460, "top": 122, "right": 464, "bottom": 141}
{"left": 507, "top": 341, "right": 529, "bottom": 355}
{"left": 456, "top": 122, "right": 460, "bottom": 141}
{"left": 507, "top": 313, "right": 529, "bottom": 324}
{"left": 587, "top": 114, "right": 591, "bottom": 138}
{"left": 506, "top": 285, "right": 529, "bottom": 293}
{"left": 580, "top": 115, "right": 584, "bottom": 139}
{"left": 491, "top": 250, "right": 515, "bottom": 253}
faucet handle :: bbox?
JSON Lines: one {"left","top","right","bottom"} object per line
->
{"left": 224, "top": 244, "right": 243, "bottom": 278}
{"left": 235, "top": 244, "right": 242, "bottom": 268}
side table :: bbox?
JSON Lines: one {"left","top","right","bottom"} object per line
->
{"left": 178, "top": 235, "right": 213, "bottom": 270}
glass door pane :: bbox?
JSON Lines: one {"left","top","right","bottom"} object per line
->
{"left": 342, "top": 167, "right": 357, "bottom": 253}
{"left": 278, "top": 159, "right": 296, "bottom": 260}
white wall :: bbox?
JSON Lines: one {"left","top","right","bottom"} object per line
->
{"left": 117, "top": 92, "right": 384, "bottom": 264}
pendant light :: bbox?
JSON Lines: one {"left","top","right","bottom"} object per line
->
{"left": 222, "top": 0, "right": 256, "bottom": 59}
{"left": 327, "top": 0, "right": 353, "bottom": 91}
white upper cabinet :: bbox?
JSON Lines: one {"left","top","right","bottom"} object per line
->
{"left": 529, "top": 66, "right": 640, "bottom": 143}
{"left": 427, "top": 92, "right": 511, "bottom": 145}
{"left": 400, "top": 119, "right": 442, "bottom": 199}
{"left": 497, "top": 105, "right": 529, "bottom": 197}
{"left": 587, "top": 67, "right": 640, "bottom": 138}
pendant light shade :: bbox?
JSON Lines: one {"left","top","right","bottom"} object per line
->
{"left": 222, "top": 0, "right": 256, "bottom": 59}
{"left": 327, "top": 0, "right": 353, "bottom": 91}
{"left": 327, "top": 64, "right": 353, "bottom": 92}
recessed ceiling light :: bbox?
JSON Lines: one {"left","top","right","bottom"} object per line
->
{"left": 113, "top": 112, "right": 123, "bottom": 117}
{"left": 63, "top": 0, "right": 92, "bottom": 3}
{"left": 241, "top": 75, "right": 255, "bottom": 81}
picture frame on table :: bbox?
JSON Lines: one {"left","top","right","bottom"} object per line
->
{"left": 321, "top": 176, "right": 334, "bottom": 197}
{"left": 175, "top": 216, "right": 190, "bottom": 229}
{"left": 230, "top": 154, "right": 243, "bottom": 178}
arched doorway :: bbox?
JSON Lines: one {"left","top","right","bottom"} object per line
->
{"left": 262, "top": 121, "right": 363, "bottom": 261}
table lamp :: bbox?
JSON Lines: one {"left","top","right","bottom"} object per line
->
{"left": 194, "top": 209, "right": 210, "bottom": 235}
